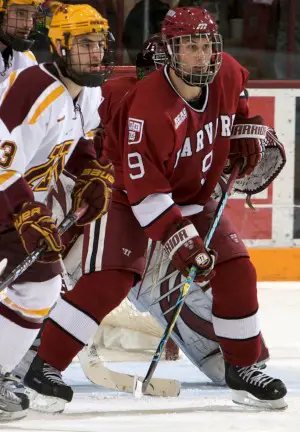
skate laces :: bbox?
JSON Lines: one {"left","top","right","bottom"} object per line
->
{"left": 43, "top": 363, "right": 64, "bottom": 386}
{"left": 237, "top": 365, "right": 275, "bottom": 388}
{"left": 0, "top": 373, "right": 22, "bottom": 402}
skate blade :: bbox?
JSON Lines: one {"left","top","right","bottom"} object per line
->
{"left": 232, "top": 390, "right": 288, "bottom": 411}
{"left": 26, "top": 388, "right": 66, "bottom": 414}
{"left": 0, "top": 408, "right": 28, "bottom": 422}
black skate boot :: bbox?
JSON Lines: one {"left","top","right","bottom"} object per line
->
{"left": 225, "top": 362, "right": 287, "bottom": 410}
{"left": 0, "top": 371, "right": 29, "bottom": 421}
{"left": 24, "top": 354, "right": 73, "bottom": 413}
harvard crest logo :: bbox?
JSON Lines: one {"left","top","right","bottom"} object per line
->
{"left": 128, "top": 118, "right": 144, "bottom": 145}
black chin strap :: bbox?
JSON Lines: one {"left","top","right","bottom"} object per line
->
{"left": 0, "top": 45, "right": 12, "bottom": 76}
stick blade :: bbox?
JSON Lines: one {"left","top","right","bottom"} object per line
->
{"left": 78, "top": 346, "right": 181, "bottom": 397}
{"left": 133, "top": 376, "right": 143, "bottom": 398}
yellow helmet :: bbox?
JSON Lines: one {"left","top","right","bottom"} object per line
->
{"left": 0, "top": 0, "right": 43, "bottom": 12}
{"left": 0, "top": 0, "right": 43, "bottom": 51}
{"left": 48, "top": 3, "right": 109, "bottom": 50}
{"left": 48, "top": 3, "right": 114, "bottom": 87}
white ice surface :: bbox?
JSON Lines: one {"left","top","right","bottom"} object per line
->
{"left": 2, "top": 282, "right": 300, "bottom": 432}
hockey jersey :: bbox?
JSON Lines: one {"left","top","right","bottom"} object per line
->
{"left": 107, "top": 52, "right": 249, "bottom": 241}
{"left": 0, "top": 62, "right": 102, "bottom": 227}
{"left": 0, "top": 48, "right": 37, "bottom": 82}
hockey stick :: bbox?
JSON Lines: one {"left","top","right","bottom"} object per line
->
{"left": 0, "top": 204, "right": 88, "bottom": 293}
{"left": 55, "top": 256, "right": 181, "bottom": 397}
{"left": 0, "top": 259, "right": 7, "bottom": 278}
{"left": 77, "top": 343, "right": 180, "bottom": 397}
{"left": 133, "top": 161, "right": 242, "bottom": 397}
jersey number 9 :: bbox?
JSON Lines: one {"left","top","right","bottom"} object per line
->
{"left": 128, "top": 152, "right": 145, "bottom": 180}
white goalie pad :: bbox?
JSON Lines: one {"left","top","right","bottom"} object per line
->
{"left": 129, "top": 242, "right": 225, "bottom": 385}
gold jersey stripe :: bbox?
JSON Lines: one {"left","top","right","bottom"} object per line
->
{"left": 24, "top": 51, "right": 36, "bottom": 62}
{"left": 3, "top": 297, "right": 51, "bottom": 317}
{"left": 2, "top": 71, "right": 17, "bottom": 103}
{"left": 0, "top": 170, "right": 18, "bottom": 185}
{"left": 29, "top": 85, "right": 65, "bottom": 125}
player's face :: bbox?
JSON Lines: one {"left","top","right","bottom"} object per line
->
{"left": 2, "top": 4, "right": 36, "bottom": 39}
{"left": 69, "top": 33, "right": 105, "bottom": 74}
{"left": 177, "top": 35, "right": 213, "bottom": 75}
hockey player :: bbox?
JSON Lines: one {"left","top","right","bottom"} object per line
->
{"left": 24, "top": 8, "right": 286, "bottom": 411}
{"left": 0, "top": 3, "right": 114, "bottom": 421}
{"left": 0, "top": 0, "right": 42, "bottom": 79}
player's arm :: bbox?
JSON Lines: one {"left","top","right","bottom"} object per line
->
{"left": 0, "top": 69, "right": 63, "bottom": 259}
{"left": 0, "top": 100, "right": 37, "bottom": 227}
{"left": 227, "top": 60, "right": 267, "bottom": 177}
{"left": 66, "top": 132, "right": 114, "bottom": 227}
{"left": 222, "top": 56, "right": 285, "bottom": 194}
{"left": 123, "top": 111, "right": 215, "bottom": 283}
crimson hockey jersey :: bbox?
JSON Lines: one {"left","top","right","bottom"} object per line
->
{"left": 107, "top": 52, "right": 249, "bottom": 241}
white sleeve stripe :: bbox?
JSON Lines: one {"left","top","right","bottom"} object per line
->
{"left": 131, "top": 193, "right": 175, "bottom": 228}
{"left": 240, "top": 90, "right": 246, "bottom": 97}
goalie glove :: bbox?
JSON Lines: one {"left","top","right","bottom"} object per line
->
{"left": 13, "top": 202, "right": 63, "bottom": 263}
{"left": 214, "top": 128, "right": 286, "bottom": 199}
{"left": 71, "top": 157, "right": 114, "bottom": 226}
{"left": 227, "top": 115, "right": 268, "bottom": 178}
{"left": 163, "top": 219, "right": 216, "bottom": 283}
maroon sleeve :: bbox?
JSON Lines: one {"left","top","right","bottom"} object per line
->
{"left": 65, "top": 138, "right": 97, "bottom": 177}
{"left": 0, "top": 174, "right": 34, "bottom": 228}
{"left": 234, "top": 59, "right": 250, "bottom": 120}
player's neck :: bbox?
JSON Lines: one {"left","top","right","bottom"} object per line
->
{"left": 169, "top": 68, "right": 202, "bottom": 101}
{"left": 56, "top": 67, "right": 83, "bottom": 99}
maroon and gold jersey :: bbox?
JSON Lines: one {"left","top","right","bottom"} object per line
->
{"left": 107, "top": 53, "right": 249, "bottom": 241}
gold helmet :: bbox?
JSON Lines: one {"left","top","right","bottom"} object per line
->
{"left": 48, "top": 3, "right": 114, "bottom": 87}
{"left": 0, "top": 0, "right": 44, "bottom": 51}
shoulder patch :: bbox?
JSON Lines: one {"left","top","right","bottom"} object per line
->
{"left": 128, "top": 117, "right": 144, "bottom": 145}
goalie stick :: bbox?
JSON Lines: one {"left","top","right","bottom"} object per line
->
{"left": 77, "top": 343, "right": 180, "bottom": 397}
{"left": 133, "top": 160, "right": 242, "bottom": 398}
{"left": 0, "top": 205, "right": 87, "bottom": 293}
{"left": 56, "top": 256, "right": 181, "bottom": 397}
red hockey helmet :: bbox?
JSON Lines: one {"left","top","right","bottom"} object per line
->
{"left": 136, "top": 33, "right": 167, "bottom": 80}
{"left": 161, "top": 7, "right": 222, "bottom": 87}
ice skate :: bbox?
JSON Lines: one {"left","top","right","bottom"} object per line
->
{"left": 0, "top": 371, "right": 29, "bottom": 421}
{"left": 24, "top": 355, "right": 73, "bottom": 413}
{"left": 225, "top": 362, "right": 287, "bottom": 410}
